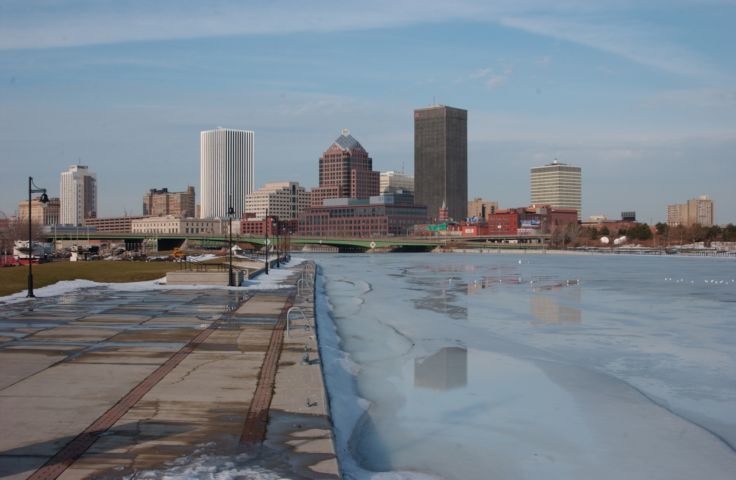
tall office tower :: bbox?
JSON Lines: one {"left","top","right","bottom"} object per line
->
{"left": 143, "top": 186, "right": 195, "bottom": 217}
{"left": 60, "top": 164, "right": 97, "bottom": 226}
{"left": 530, "top": 160, "right": 582, "bottom": 221}
{"left": 380, "top": 171, "right": 414, "bottom": 194}
{"left": 200, "top": 128, "right": 254, "bottom": 218}
{"left": 667, "top": 195, "right": 714, "bottom": 227}
{"left": 414, "top": 105, "right": 468, "bottom": 221}
{"left": 310, "top": 129, "right": 379, "bottom": 206}
{"left": 245, "top": 181, "right": 310, "bottom": 220}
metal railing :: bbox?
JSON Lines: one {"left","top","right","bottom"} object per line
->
{"left": 286, "top": 306, "right": 310, "bottom": 337}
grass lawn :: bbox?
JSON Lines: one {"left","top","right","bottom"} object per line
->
{"left": 0, "top": 261, "right": 182, "bottom": 297}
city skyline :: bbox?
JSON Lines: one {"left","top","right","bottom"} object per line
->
{"left": 1, "top": 1, "right": 735, "bottom": 223}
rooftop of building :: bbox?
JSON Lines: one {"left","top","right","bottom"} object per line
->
{"left": 201, "top": 127, "right": 254, "bottom": 134}
{"left": 250, "top": 181, "right": 303, "bottom": 193}
{"left": 332, "top": 129, "right": 364, "bottom": 152}
{"left": 414, "top": 104, "right": 467, "bottom": 113}
{"left": 531, "top": 160, "right": 581, "bottom": 169}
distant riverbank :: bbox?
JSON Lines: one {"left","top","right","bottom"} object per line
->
{"left": 439, "top": 247, "right": 736, "bottom": 257}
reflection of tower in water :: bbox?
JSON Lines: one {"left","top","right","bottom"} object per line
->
{"left": 530, "top": 288, "right": 582, "bottom": 324}
{"left": 414, "top": 347, "right": 468, "bottom": 391}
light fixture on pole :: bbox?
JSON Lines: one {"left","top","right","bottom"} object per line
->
{"left": 275, "top": 219, "right": 281, "bottom": 268}
{"left": 228, "top": 197, "right": 235, "bottom": 287}
{"left": 27, "top": 177, "right": 49, "bottom": 298}
{"left": 264, "top": 208, "right": 269, "bottom": 275}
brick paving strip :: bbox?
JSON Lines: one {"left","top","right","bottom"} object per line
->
{"left": 239, "top": 294, "right": 294, "bottom": 445}
{"left": 26, "top": 316, "right": 226, "bottom": 480}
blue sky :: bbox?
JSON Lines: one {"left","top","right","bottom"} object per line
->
{"left": 1, "top": 0, "right": 735, "bottom": 223}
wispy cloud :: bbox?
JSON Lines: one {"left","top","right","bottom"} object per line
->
{"left": 469, "top": 66, "right": 513, "bottom": 89}
{"left": 643, "top": 88, "right": 736, "bottom": 109}
{"left": 0, "top": 1, "right": 729, "bottom": 80}
{"left": 497, "top": 14, "right": 721, "bottom": 79}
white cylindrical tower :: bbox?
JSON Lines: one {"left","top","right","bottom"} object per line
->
{"left": 200, "top": 128, "right": 254, "bottom": 219}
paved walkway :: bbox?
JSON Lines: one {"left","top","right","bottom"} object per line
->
{"left": 0, "top": 262, "right": 338, "bottom": 479}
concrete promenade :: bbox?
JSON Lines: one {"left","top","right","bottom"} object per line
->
{"left": 0, "top": 261, "right": 338, "bottom": 479}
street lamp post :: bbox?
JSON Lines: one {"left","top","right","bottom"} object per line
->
{"left": 27, "top": 176, "right": 49, "bottom": 298}
{"left": 264, "top": 208, "right": 269, "bottom": 275}
{"left": 228, "top": 198, "right": 235, "bottom": 287}
{"left": 275, "top": 219, "right": 281, "bottom": 268}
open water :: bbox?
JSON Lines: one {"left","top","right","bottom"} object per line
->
{"left": 315, "top": 252, "right": 736, "bottom": 480}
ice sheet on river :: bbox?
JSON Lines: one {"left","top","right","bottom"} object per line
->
{"left": 315, "top": 253, "right": 736, "bottom": 480}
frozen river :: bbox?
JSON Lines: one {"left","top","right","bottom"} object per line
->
{"left": 315, "top": 253, "right": 736, "bottom": 480}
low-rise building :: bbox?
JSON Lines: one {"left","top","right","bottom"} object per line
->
{"left": 484, "top": 205, "right": 577, "bottom": 237}
{"left": 18, "top": 196, "right": 60, "bottom": 225}
{"left": 84, "top": 216, "right": 145, "bottom": 233}
{"left": 143, "top": 186, "right": 195, "bottom": 218}
{"left": 299, "top": 195, "right": 427, "bottom": 237}
{"left": 131, "top": 216, "right": 224, "bottom": 235}
{"left": 467, "top": 198, "right": 498, "bottom": 220}
{"left": 380, "top": 171, "right": 414, "bottom": 194}
{"left": 486, "top": 209, "right": 520, "bottom": 235}
{"left": 241, "top": 214, "right": 298, "bottom": 237}
{"left": 244, "top": 182, "right": 310, "bottom": 221}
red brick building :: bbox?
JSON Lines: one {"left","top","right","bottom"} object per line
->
{"left": 241, "top": 214, "right": 298, "bottom": 236}
{"left": 310, "top": 129, "right": 379, "bottom": 207}
{"left": 487, "top": 209, "right": 520, "bottom": 235}
{"left": 299, "top": 197, "right": 426, "bottom": 237}
{"left": 460, "top": 205, "right": 578, "bottom": 237}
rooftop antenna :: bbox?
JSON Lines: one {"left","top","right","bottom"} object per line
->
{"left": 401, "top": 160, "right": 405, "bottom": 174}
{"left": 433, "top": 95, "right": 436, "bottom": 105}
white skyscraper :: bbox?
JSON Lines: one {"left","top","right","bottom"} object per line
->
{"left": 60, "top": 164, "right": 97, "bottom": 226}
{"left": 530, "top": 161, "right": 582, "bottom": 221}
{"left": 200, "top": 128, "right": 254, "bottom": 218}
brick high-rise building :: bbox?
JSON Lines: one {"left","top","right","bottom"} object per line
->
{"left": 310, "top": 129, "right": 379, "bottom": 206}
{"left": 414, "top": 105, "right": 468, "bottom": 222}
{"left": 143, "top": 186, "right": 195, "bottom": 218}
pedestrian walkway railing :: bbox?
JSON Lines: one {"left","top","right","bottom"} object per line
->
{"left": 286, "top": 306, "right": 309, "bottom": 337}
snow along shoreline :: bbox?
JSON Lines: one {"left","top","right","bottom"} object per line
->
{"left": 0, "top": 257, "right": 307, "bottom": 305}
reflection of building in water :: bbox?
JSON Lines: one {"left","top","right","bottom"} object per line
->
{"left": 530, "top": 291, "right": 582, "bottom": 324}
{"left": 414, "top": 347, "right": 468, "bottom": 390}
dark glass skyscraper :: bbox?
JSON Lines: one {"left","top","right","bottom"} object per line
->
{"left": 414, "top": 105, "right": 467, "bottom": 221}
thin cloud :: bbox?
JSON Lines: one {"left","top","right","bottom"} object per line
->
{"left": 0, "top": 1, "right": 728, "bottom": 80}
{"left": 643, "top": 88, "right": 736, "bottom": 109}
{"left": 498, "top": 14, "right": 720, "bottom": 79}
{"left": 470, "top": 66, "right": 513, "bottom": 89}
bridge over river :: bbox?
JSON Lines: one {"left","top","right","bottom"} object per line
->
{"left": 43, "top": 232, "right": 550, "bottom": 253}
